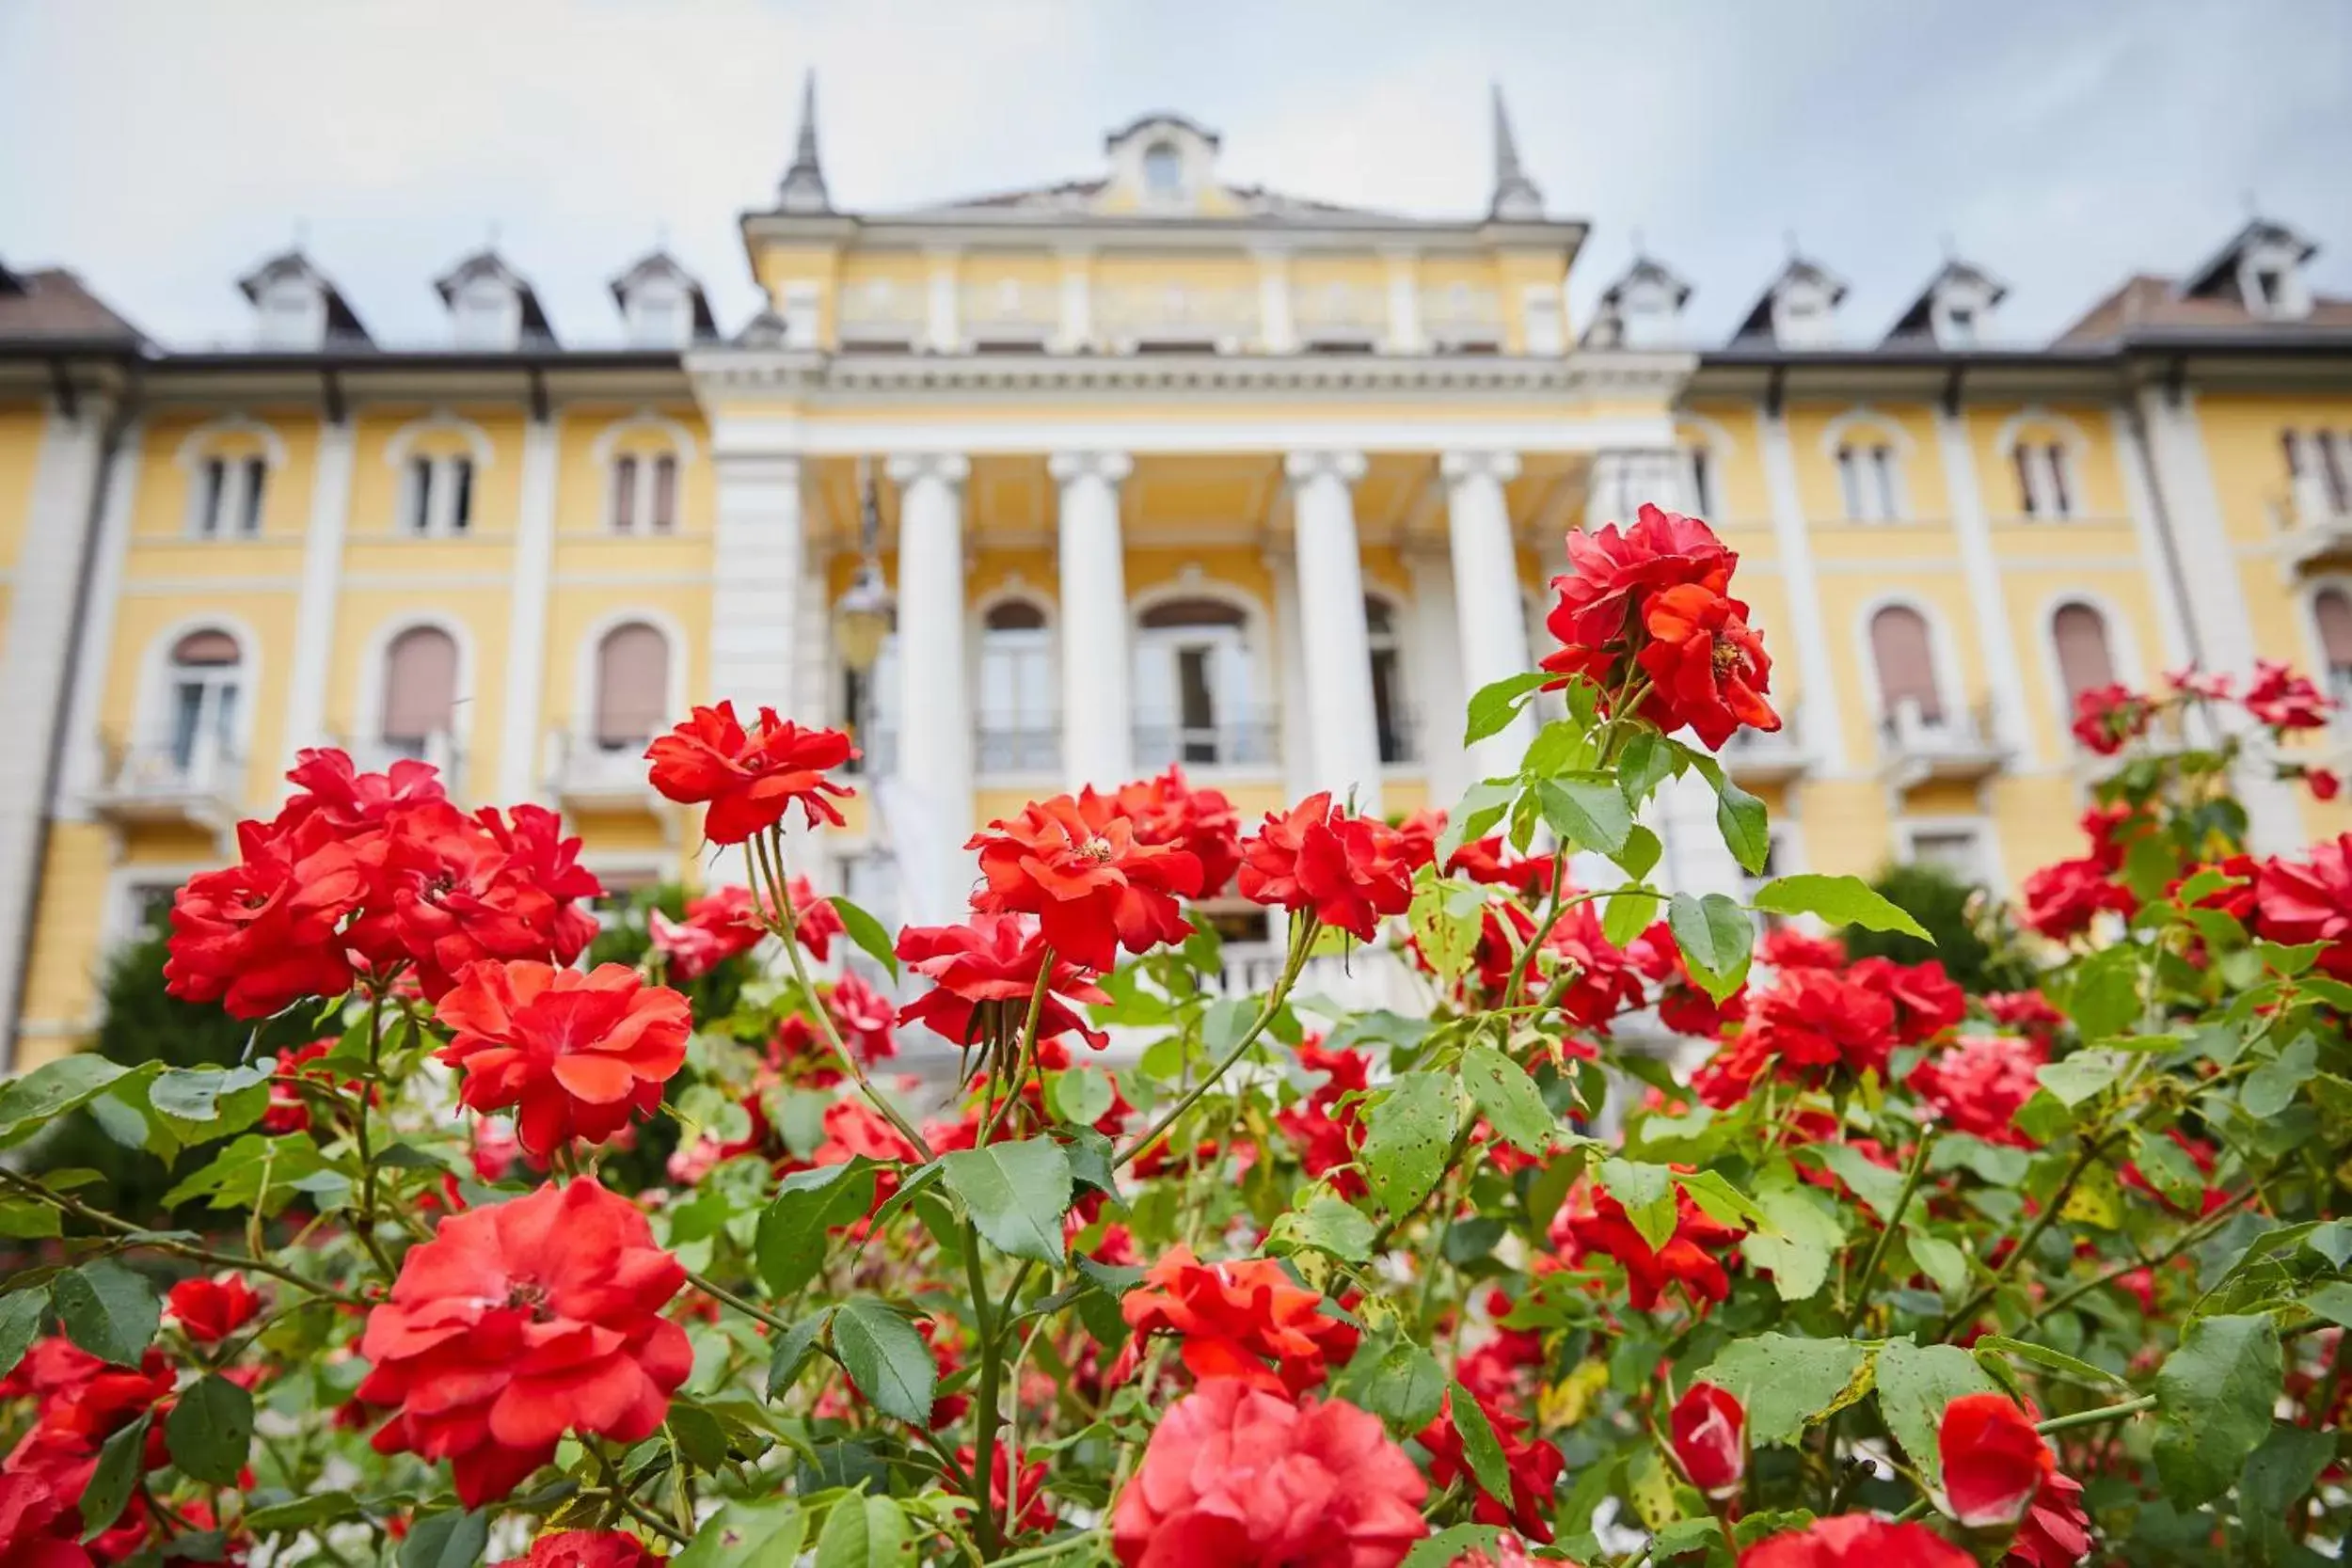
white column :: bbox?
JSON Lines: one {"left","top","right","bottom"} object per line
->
{"left": 2107, "top": 407, "right": 2193, "bottom": 668}
{"left": 1255, "top": 247, "right": 1295, "bottom": 354}
{"left": 1934, "top": 409, "right": 2035, "bottom": 765}
{"left": 1049, "top": 451, "right": 1134, "bottom": 790}
{"left": 54, "top": 423, "right": 141, "bottom": 814}
{"left": 1758, "top": 411, "right": 1850, "bottom": 773}
{"left": 1285, "top": 451, "right": 1383, "bottom": 813}
{"left": 496, "top": 415, "right": 560, "bottom": 800}
{"left": 925, "top": 250, "right": 961, "bottom": 354}
{"left": 1441, "top": 450, "right": 1536, "bottom": 780}
{"left": 1382, "top": 249, "right": 1423, "bottom": 354}
{"left": 1055, "top": 248, "right": 1093, "bottom": 354}
{"left": 1404, "top": 549, "right": 1470, "bottom": 804}
{"left": 0, "top": 403, "right": 112, "bottom": 1069}
{"left": 888, "top": 454, "right": 974, "bottom": 923}
{"left": 708, "top": 454, "right": 804, "bottom": 709}
{"left": 1270, "top": 553, "right": 1316, "bottom": 805}
{"left": 280, "top": 417, "right": 355, "bottom": 786}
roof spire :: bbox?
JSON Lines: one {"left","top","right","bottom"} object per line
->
{"left": 1487, "top": 83, "right": 1544, "bottom": 221}
{"left": 778, "top": 70, "right": 833, "bottom": 214}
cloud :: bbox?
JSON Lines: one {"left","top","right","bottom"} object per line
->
{"left": 2, "top": 0, "right": 2344, "bottom": 347}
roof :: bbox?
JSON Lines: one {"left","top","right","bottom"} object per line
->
{"left": 1104, "top": 111, "right": 1221, "bottom": 151}
{"left": 1884, "top": 259, "right": 2010, "bottom": 342}
{"left": 2057, "top": 272, "right": 2352, "bottom": 343}
{"left": 1730, "top": 257, "right": 1850, "bottom": 341}
{"left": 433, "top": 249, "right": 558, "bottom": 343}
{"left": 882, "top": 177, "right": 1412, "bottom": 226}
{"left": 236, "top": 248, "right": 373, "bottom": 345}
{"left": 2181, "top": 216, "right": 2320, "bottom": 298}
{"left": 0, "top": 264, "right": 145, "bottom": 346}
{"left": 1600, "top": 255, "right": 1692, "bottom": 309}
{"left": 607, "top": 250, "right": 721, "bottom": 341}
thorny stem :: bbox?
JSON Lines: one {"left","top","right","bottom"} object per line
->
{"left": 2034, "top": 1393, "right": 2157, "bottom": 1434}
{"left": 964, "top": 1221, "right": 1007, "bottom": 1560}
{"left": 979, "top": 952, "right": 1057, "bottom": 1148}
{"left": 592, "top": 1445, "right": 693, "bottom": 1545}
{"left": 1937, "top": 1130, "right": 2121, "bottom": 1340}
{"left": 0, "top": 1167, "right": 366, "bottom": 1307}
{"left": 747, "top": 832, "right": 935, "bottom": 1162}
{"left": 1841, "top": 1127, "right": 1937, "bottom": 1333}
{"left": 1113, "top": 913, "right": 1318, "bottom": 1170}
{"left": 349, "top": 988, "right": 399, "bottom": 1280}
{"left": 683, "top": 1268, "right": 795, "bottom": 1335}
{"left": 2027, "top": 1186, "right": 2257, "bottom": 1329}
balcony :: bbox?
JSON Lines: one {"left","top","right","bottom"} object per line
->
{"left": 339, "top": 732, "right": 466, "bottom": 795}
{"left": 1419, "top": 285, "right": 1505, "bottom": 354}
{"left": 1720, "top": 704, "right": 1811, "bottom": 783}
{"left": 1293, "top": 284, "right": 1386, "bottom": 353}
{"left": 1877, "top": 699, "right": 2009, "bottom": 788}
{"left": 2274, "top": 487, "right": 2352, "bottom": 576}
{"left": 976, "top": 721, "right": 1059, "bottom": 779}
{"left": 1134, "top": 710, "right": 1279, "bottom": 772}
{"left": 89, "top": 730, "right": 246, "bottom": 831}
{"left": 545, "top": 725, "right": 664, "bottom": 815}
{"left": 1098, "top": 285, "right": 1258, "bottom": 355}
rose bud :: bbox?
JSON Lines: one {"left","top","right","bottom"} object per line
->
{"left": 167, "top": 1274, "right": 263, "bottom": 1344}
{"left": 1938, "top": 1392, "right": 2052, "bottom": 1528}
{"left": 1668, "top": 1381, "right": 1746, "bottom": 1498}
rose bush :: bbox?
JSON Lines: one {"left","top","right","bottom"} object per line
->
{"left": 0, "top": 501, "right": 2344, "bottom": 1568}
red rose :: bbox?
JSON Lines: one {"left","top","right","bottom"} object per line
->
{"left": 955, "top": 1441, "right": 1057, "bottom": 1535}
{"left": 1121, "top": 1244, "right": 1361, "bottom": 1397}
{"left": 2018, "top": 858, "right": 2133, "bottom": 942}
{"left": 2258, "top": 834, "right": 2352, "bottom": 976}
{"left": 2167, "top": 665, "right": 2234, "bottom": 702}
{"left": 1110, "top": 1381, "right": 1428, "bottom": 1568}
{"left": 644, "top": 703, "right": 854, "bottom": 843}
{"left": 1756, "top": 927, "right": 1845, "bottom": 971}
{"left": 1542, "top": 503, "right": 1737, "bottom": 676}
{"left": 813, "top": 1099, "right": 921, "bottom": 1168}
{"left": 492, "top": 1531, "right": 668, "bottom": 1568}
{"left": 896, "top": 913, "right": 1112, "bottom": 1052}
{"left": 1669, "top": 1381, "right": 1746, "bottom": 1498}
{"left": 167, "top": 1274, "right": 263, "bottom": 1344}
{"left": 1418, "top": 1389, "right": 1565, "bottom": 1542}
{"left": 1939, "top": 1393, "right": 2051, "bottom": 1528}
{"left": 968, "top": 792, "right": 1203, "bottom": 971}
{"left": 1238, "top": 792, "right": 1422, "bottom": 942}
{"left": 358, "top": 1179, "right": 691, "bottom": 1507}
{"left": 165, "top": 819, "right": 363, "bottom": 1017}
{"left": 2311, "top": 767, "right": 2343, "bottom": 801}
{"left": 1981, "top": 990, "right": 2065, "bottom": 1043}
{"left": 1908, "top": 1036, "right": 2046, "bottom": 1147}
{"left": 1851, "top": 957, "right": 1965, "bottom": 1045}
{"left": 2010, "top": 1467, "right": 2091, "bottom": 1568}
{"left": 825, "top": 968, "right": 898, "bottom": 1062}
{"left": 437, "top": 961, "right": 691, "bottom": 1157}
{"left": 2067, "top": 683, "right": 2148, "bottom": 754}
{"left": 1635, "top": 584, "right": 1781, "bottom": 750}
{"left": 1114, "top": 766, "right": 1245, "bottom": 895}
{"left": 347, "top": 801, "right": 601, "bottom": 998}
{"left": 1534, "top": 900, "right": 1649, "bottom": 1026}
{"left": 1447, "top": 835, "right": 1555, "bottom": 899}
{"left": 1631, "top": 921, "right": 1747, "bottom": 1036}
{"left": 1694, "top": 968, "right": 1898, "bottom": 1107}
{"left": 0, "top": 1470, "right": 94, "bottom": 1568}
{"left": 2243, "top": 658, "right": 2333, "bottom": 730}
{"left": 1740, "top": 1515, "right": 1972, "bottom": 1566}
{"left": 1555, "top": 1177, "right": 1745, "bottom": 1313}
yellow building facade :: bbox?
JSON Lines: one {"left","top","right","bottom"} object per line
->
{"left": 2, "top": 94, "right": 2349, "bottom": 1067}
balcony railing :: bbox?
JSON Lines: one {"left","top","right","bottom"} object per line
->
{"left": 1134, "top": 710, "right": 1279, "bottom": 771}
{"left": 1097, "top": 286, "right": 1259, "bottom": 354}
{"left": 1720, "top": 703, "right": 1810, "bottom": 781}
{"left": 976, "top": 722, "right": 1060, "bottom": 777}
{"left": 2273, "top": 490, "right": 2352, "bottom": 573}
{"left": 1876, "top": 698, "right": 2008, "bottom": 786}
{"left": 545, "top": 721, "right": 664, "bottom": 812}
{"left": 90, "top": 729, "right": 246, "bottom": 828}
{"left": 339, "top": 732, "right": 466, "bottom": 794}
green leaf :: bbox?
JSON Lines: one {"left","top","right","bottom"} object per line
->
{"left": 244, "top": 1492, "right": 362, "bottom": 1533}
{"left": 1615, "top": 730, "right": 1676, "bottom": 806}
{"left": 1740, "top": 1179, "right": 1845, "bottom": 1303}
{"left": 1750, "top": 874, "right": 1931, "bottom": 940}
{"left": 1596, "top": 1158, "right": 1677, "bottom": 1252}
{"left": 1402, "top": 1526, "right": 1506, "bottom": 1568}
{"left": 1359, "top": 1073, "right": 1462, "bottom": 1216}
{"left": 1974, "top": 1335, "right": 2128, "bottom": 1387}
{"left": 2037, "top": 1052, "right": 2127, "bottom": 1109}
{"left": 941, "top": 1137, "right": 1074, "bottom": 1265}
{"left": 2240, "top": 1423, "right": 2335, "bottom": 1538}
{"left": 815, "top": 1494, "right": 906, "bottom": 1568}
{"left": 160, "top": 1133, "right": 338, "bottom": 1216}
{"left": 676, "top": 1500, "right": 808, "bottom": 1568}
{"left": 2242, "top": 1035, "right": 2319, "bottom": 1119}
{"left": 165, "top": 1371, "right": 254, "bottom": 1484}
{"left": 1337, "top": 1337, "right": 1448, "bottom": 1433}
{"left": 1439, "top": 780, "right": 1518, "bottom": 860}
{"left": 1873, "top": 1340, "right": 1997, "bottom": 1488}
{"left": 756, "top": 1159, "right": 880, "bottom": 1296}
{"left": 1907, "top": 1229, "right": 1968, "bottom": 1300}
{"left": 2301, "top": 1280, "right": 2352, "bottom": 1330}
{"left": 398, "top": 1510, "right": 489, "bottom": 1568}
{"left": 2152, "top": 1313, "right": 2283, "bottom": 1506}
{"left": 80, "top": 1411, "right": 152, "bottom": 1539}
{"left": 1669, "top": 891, "right": 1753, "bottom": 1003}
{"left": 1459, "top": 1042, "right": 1554, "bottom": 1155}
{"left": 1601, "top": 883, "right": 1661, "bottom": 949}
{"left": 766, "top": 1311, "right": 833, "bottom": 1399}
{"left": 0, "top": 1286, "right": 45, "bottom": 1380}
{"left": 1676, "top": 1167, "right": 1769, "bottom": 1229}
{"left": 1715, "top": 777, "right": 1771, "bottom": 875}
{"left": 1049, "top": 1064, "right": 1114, "bottom": 1127}
{"left": 2064, "top": 947, "right": 2142, "bottom": 1041}
{"left": 0, "top": 1055, "right": 150, "bottom": 1148}
{"left": 1537, "top": 776, "right": 1633, "bottom": 856}
{"left": 668, "top": 1399, "right": 732, "bottom": 1471}
{"left": 1448, "top": 1383, "right": 1515, "bottom": 1506}
{"left": 1275, "top": 1194, "right": 1379, "bottom": 1263}
{"left": 1701, "top": 1334, "right": 1877, "bottom": 1447}
{"left": 832, "top": 1298, "right": 937, "bottom": 1425}
{"left": 826, "top": 895, "right": 899, "bottom": 980}
{"left": 149, "top": 1063, "right": 271, "bottom": 1123}
{"left": 1466, "top": 672, "right": 1552, "bottom": 745}
{"left": 1408, "top": 868, "right": 1485, "bottom": 984}
{"left": 1804, "top": 1144, "right": 1906, "bottom": 1222}
{"left": 53, "top": 1258, "right": 158, "bottom": 1368}
{"left": 1614, "top": 824, "right": 1663, "bottom": 880}
{"left": 2128, "top": 1129, "right": 2206, "bottom": 1212}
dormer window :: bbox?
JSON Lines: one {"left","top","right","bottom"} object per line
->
{"left": 628, "top": 285, "right": 685, "bottom": 348}
{"left": 455, "top": 278, "right": 517, "bottom": 349}
{"left": 1776, "top": 289, "right": 1832, "bottom": 347}
{"left": 1942, "top": 305, "right": 1976, "bottom": 344}
{"left": 1142, "top": 142, "right": 1184, "bottom": 199}
{"left": 1620, "top": 284, "right": 1674, "bottom": 349}
{"left": 2250, "top": 266, "right": 2284, "bottom": 310}
{"left": 258, "top": 279, "right": 324, "bottom": 349}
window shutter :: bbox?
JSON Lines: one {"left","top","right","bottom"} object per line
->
{"left": 1868, "top": 607, "right": 1941, "bottom": 719}
{"left": 171, "top": 630, "right": 242, "bottom": 668}
{"left": 382, "top": 627, "right": 459, "bottom": 741}
{"left": 2051, "top": 604, "right": 2116, "bottom": 701}
{"left": 595, "top": 623, "right": 670, "bottom": 747}
{"left": 2314, "top": 589, "right": 2352, "bottom": 669}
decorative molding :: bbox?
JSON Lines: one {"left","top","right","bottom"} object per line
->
{"left": 1439, "top": 450, "right": 1522, "bottom": 484}
{"left": 172, "top": 413, "right": 291, "bottom": 471}
{"left": 1284, "top": 450, "right": 1368, "bottom": 485}
{"left": 1046, "top": 451, "right": 1134, "bottom": 484}
{"left": 886, "top": 452, "right": 971, "bottom": 487}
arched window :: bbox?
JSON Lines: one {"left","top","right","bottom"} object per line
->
{"left": 166, "top": 629, "right": 244, "bottom": 776}
{"left": 977, "top": 600, "right": 1056, "bottom": 774}
{"left": 2314, "top": 587, "right": 2352, "bottom": 706}
{"left": 1135, "top": 597, "right": 1263, "bottom": 767}
{"left": 1869, "top": 606, "right": 1943, "bottom": 725}
{"left": 1836, "top": 440, "right": 1903, "bottom": 520}
{"left": 1142, "top": 141, "right": 1184, "bottom": 198}
{"left": 403, "top": 453, "right": 475, "bottom": 535}
{"left": 593, "top": 623, "right": 670, "bottom": 752}
{"left": 1366, "top": 596, "right": 1415, "bottom": 764}
{"left": 2050, "top": 603, "right": 2117, "bottom": 708}
{"left": 191, "top": 453, "right": 268, "bottom": 538}
{"left": 610, "top": 451, "right": 679, "bottom": 533}
{"left": 381, "top": 626, "right": 459, "bottom": 758}
{"left": 2013, "top": 442, "right": 2075, "bottom": 519}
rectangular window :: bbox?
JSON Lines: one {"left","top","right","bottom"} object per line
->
{"left": 1177, "top": 645, "right": 1217, "bottom": 763}
{"left": 2324, "top": 433, "right": 2352, "bottom": 516}
{"left": 238, "top": 457, "right": 266, "bottom": 535}
{"left": 2044, "top": 443, "right": 2072, "bottom": 517}
{"left": 1687, "top": 447, "right": 1717, "bottom": 518}
{"left": 1909, "top": 828, "right": 1984, "bottom": 882}
{"left": 1869, "top": 445, "right": 1899, "bottom": 517}
{"left": 1836, "top": 448, "right": 1863, "bottom": 520}
{"left": 613, "top": 456, "right": 639, "bottom": 532}
{"left": 449, "top": 459, "right": 474, "bottom": 533}
{"left": 2013, "top": 445, "right": 2039, "bottom": 516}
{"left": 406, "top": 456, "right": 435, "bottom": 534}
{"left": 197, "top": 457, "right": 227, "bottom": 537}
{"left": 651, "top": 455, "right": 677, "bottom": 532}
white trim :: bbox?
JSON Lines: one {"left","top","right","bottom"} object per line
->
{"left": 382, "top": 409, "right": 496, "bottom": 471}
{"left": 2106, "top": 405, "right": 2192, "bottom": 667}
{"left": 101, "top": 861, "right": 214, "bottom": 959}
{"left": 53, "top": 425, "right": 145, "bottom": 819}
{"left": 1934, "top": 407, "right": 2034, "bottom": 761}
{"left": 2294, "top": 575, "right": 2352, "bottom": 684}
{"left": 703, "top": 409, "right": 1682, "bottom": 461}
{"left": 1817, "top": 405, "right": 1918, "bottom": 461}
{"left": 1360, "top": 581, "right": 1418, "bottom": 773}
{"left": 1757, "top": 410, "right": 1848, "bottom": 772}
{"left": 1672, "top": 411, "right": 1738, "bottom": 520}
{"left": 1851, "top": 590, "right": 1967, "bottom": 735}
{"left": 133, "top": 611, "right": 264, "bottom": 795}
{"left": 567, "top": 608, "right": 691, "bottom": 747}
{"left": 175, "top": 415, "right": 287, "bottom": 540}
{"left": 1128, "top": 571, "right": 1281, "bottom": 784}
{"left": 1989, "top": 406, "right": 2092, "bottom": 521}
{"left": 2032, "top": 588, "right": 2146, "bottom": 754}
{"left": 280, "top": 418, "right": 356, "bottom": 785}
{"left": 1892, "top": 814, "right": 2007, "bottom": 890}
{"left": 171, "top": 413, "right": 290, "bottom": 474}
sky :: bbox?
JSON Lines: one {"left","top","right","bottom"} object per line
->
{"left": 4, "top": 0, "right": 2348, "bottom": 350}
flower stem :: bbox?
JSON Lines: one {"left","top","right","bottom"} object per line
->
{"left": 964, "top": 1220, "right": 1007, "bottom": 1560}
{"left": 978, "top": 951, "right": 1056, "bottom": 1147}
{"left": 1936, "top": 1130, "right": 2117, "bottom": 1340}
{"left": 683, "top": 1267, "right": 795, "bottom": 1334}
{"left": 1841, "top": 1127, "right": 1937, "bottom": 1333}
{"left": 2035, "top": 1393, "right": 2157, "bottom": 1434}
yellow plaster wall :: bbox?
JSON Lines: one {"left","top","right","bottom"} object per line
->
{"left": 755, "top": 243, "right": 848, "bottom": 344}
{"left": 554, "top": 405, "right": 713, "bottom": 536}
{"left": 346, "top": 407, "right": 527, "bottom": 534}
{"left": 130, "top": 410, "right": 320, "bottom": 542}
{"left": 540, "top": 585, "right": 714, "bottom": 737}
{"left": 1784, "top": 403, "right": 1951, "bottom": 522}
{"left": 1680, "top": 404, "right": 1774, "bottom": 531}
{"left": 99, "top": 591, "right": 301, "bottom": 804}
{"left": 17, "top": 823, "right": 118, "bottom": 1048}
{"left": 2195, "top": 391, "right": 2352, "bottom": 546}
{"left": 1963, "top": 404, "right": 2130, "bottom": 521}
{"left": 0, "top": 403, "right": 52, "bottom": 574}
{"left": 1809, "top": 569, "right": 1986, "bottom": 743}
